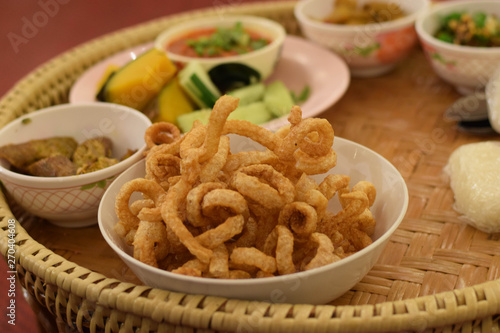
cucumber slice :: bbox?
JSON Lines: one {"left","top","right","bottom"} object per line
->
{"left": 176, "top": 109, "right": 212, "bottom": 133}
{"left": 228, "top": 102, "right": 273, "bottom": 124}
{"left": 177, "top": 101, "right": 273, "bottom": 133}
{"left": 227, "top": 83, "right": 265, "bottom": 106}
{"left": 263, "top": 80, "right": 295, "bottom": 117}
{"left": 178, "top": 61, "right": 221, "bottom": 108}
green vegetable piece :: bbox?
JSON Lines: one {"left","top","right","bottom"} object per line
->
{"left": 473, "top": 12, "right": 487, "bottom": 28}
{"left": 227, "top": 83, "right": 265, "bottom": 106}
{"left": 436, "top": 31, "right": 454, "bottom": 44}
{"left": 177, "top": 110, "right": 212, "bottom": 133}
{"left": 443, "top": 12, "right": 462, "bottom": 25}
{"left": 178, "top": 61, "right": 221, "bottom": 108}
{"left": 176, "top": 101, "right": 273, "bottom": 133}
{"left": 292, "top": 85, "right": 311, "bottom": 103}
{"left": 191, "top": 73, "right": 219, "bottom": 107}
{"left": 263, "top": 80, "right": 295, "bottom": 117}
{"left": 228, "top": 102, "right": 273, "bottom": 124}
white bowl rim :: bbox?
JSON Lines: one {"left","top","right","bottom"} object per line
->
{"left": 98, "top": 136, "right": 409, "bottom": 288}
{"left": 154, "top": 14, "right": 286, "bottom": 65}
{"left": 415, "top": 0, "right": 500, "bottom": 55}
{"left": 486, "top": 64, "right": 500, "bottom": 133}
{"left": 0, "top": 102, "right": 151, "bottom": 187}
{"left": 295, "top": 0, "right": 429, "bottom": 33}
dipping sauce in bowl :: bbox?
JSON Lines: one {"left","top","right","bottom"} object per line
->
{"left": 167, "top": 22, "right": 272, "bottom": 58}
{"left": 154, "top": 15, "right": 286, "bottom": 81}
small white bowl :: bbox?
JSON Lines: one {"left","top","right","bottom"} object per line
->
{"left": 0, "top": 102, "right": 151, "bottom": 228}
{"left": 295, "top": 0, "right": 428, "bottom": 77}
{"left": 154, "top": 15, "right": 286, "bottom": 82}
{"left": 98, "top": 135, "right": 408, "bottom": 304}
{"left": 415, "top": 0, "right": 500, "bottom": 95}
{"left": 486, "top": 65, "right": 500, "bottom": 133}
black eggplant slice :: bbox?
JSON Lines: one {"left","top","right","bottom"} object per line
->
{"left": 208, "top": 63, "right": 261, "bottom": 93}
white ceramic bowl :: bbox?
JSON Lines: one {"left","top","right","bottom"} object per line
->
{"left": 486, "top": 65, "right": 500, "bottom": 133}
{"left": 98, "top": 135, "right": 408, "bottom": 304}
{"left": 295, "top": 0, "right": 428, "bottom": 77}
{"left": 0, "top": 102, "right": 151, "bottom": 228}
{"left": 154, "top": 15, "right": 286, "bottom": 83}
{"left": 415, "top": 1, "right": 500, "bottom": 95}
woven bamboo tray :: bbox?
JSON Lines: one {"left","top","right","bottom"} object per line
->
{"left": 2, "top": 1, "right": 500, "bottom": 332}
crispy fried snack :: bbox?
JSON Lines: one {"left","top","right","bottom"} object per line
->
{"left": 114, "top": 95, "right": 377, "bottom": 278}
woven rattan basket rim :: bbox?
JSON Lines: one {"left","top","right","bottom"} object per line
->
{"left": 1, "top": 2, "right": 500, "bottom": 332}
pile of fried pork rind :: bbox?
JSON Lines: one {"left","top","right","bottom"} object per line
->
{"left": 114, "top": 95, "right": 376, "bottom": 279}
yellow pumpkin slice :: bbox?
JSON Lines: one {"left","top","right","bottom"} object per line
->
{"left": 97, "top": 48, "right": 177, "bottom": 111}
{"left": 154, "top": 77, "right": 195, "bottom": 125}
{"left": 95, "top": 64, "right": 120, "bottom": 93}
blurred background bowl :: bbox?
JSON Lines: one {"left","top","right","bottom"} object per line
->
{"left": 0, "top": 102, "right": 151, "bottom": 228}
{"left": 295, "top": 0, "right": 428, "bottom": 77}
{"left": 415, "top": 0, "right": 500, "bottom": 95}
{"left": 98, "top": 135, "right": 409, "bottom": 304}
{"left": 486, "top": 65, "right": 500, "bottom": 133}
{"left": 155, "top": 15, "right": 286, "bottom": 83}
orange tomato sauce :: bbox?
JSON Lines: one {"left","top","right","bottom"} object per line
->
{"left": 167, "top": 27, "right": 271, "bottom": 58}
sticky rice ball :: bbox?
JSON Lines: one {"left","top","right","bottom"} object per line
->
{"left": 445, "top": 141, "right": 500, "bottom": 233}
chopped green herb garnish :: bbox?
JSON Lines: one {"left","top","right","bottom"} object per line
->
{"left": 291, "top": 85, "right": 311, "bottom": 103}
{"left": 21, "top": 118, "right": 32, "bottom": 125}
{"left": 186, "top": 21, "right": 270, "bottom": 57}
{"left": 436, "top": 31, "right": 454, "bottom": 44}
{"left": 473, "top": 12, "right": 487, "bottom": 28}
{"left": 250, "top": 39, "right": 268, "bottom": 50}
{"left": 442, "top": 12, "right": 462, "bottom": 26}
